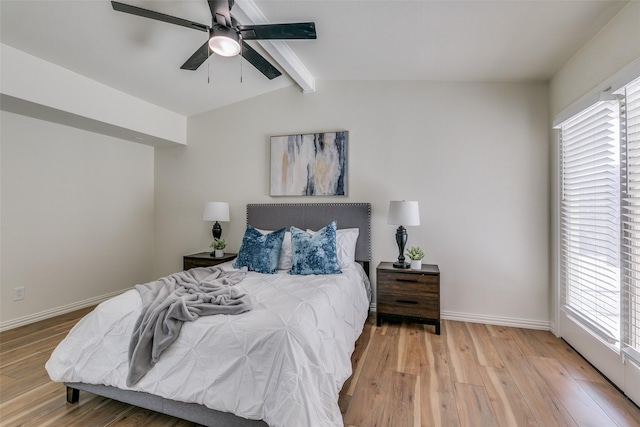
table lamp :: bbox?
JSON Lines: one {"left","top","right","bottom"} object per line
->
{"left": 387, "top": 200, "right": 420, "bottom": 268}
{"left": 202, "top": 202, "right": 230, "bottom": 240}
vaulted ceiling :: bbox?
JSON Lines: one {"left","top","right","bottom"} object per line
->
{"left": 0, "top": 0, "right": 628, "bottom": 116}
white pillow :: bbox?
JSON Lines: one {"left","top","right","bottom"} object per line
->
{"left": 307, "top": 227, "right": 359, "bottom": 269}
{"left": 257, "top": 228, "right": 292, "bottom": 270}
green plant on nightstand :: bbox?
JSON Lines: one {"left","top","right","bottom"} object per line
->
{"left": 211, "top": 238, "right": 226, "bottom": 250}
{"left": 406, "top": 246, "right": 425, "bottom": 260}
{"left": 406, "top": 246, "right": 425, "bottom": 270}
{"left": 210, "top": 238, "right": 226, "bottom": 257}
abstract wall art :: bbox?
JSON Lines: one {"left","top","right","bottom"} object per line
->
{"left": 270, "top": 131, "right": 348, "bottom": 196}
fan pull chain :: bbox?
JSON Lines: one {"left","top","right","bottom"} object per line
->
{"left": 240, "top": 38, "right": 243, "bottom": 83}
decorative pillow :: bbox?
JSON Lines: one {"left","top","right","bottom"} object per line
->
{"left": 290, "top": 221, "right": 341, "bottom": 275}
{"left": 233, "top": 225, "right": 286, "bottom": 274}
{"left": 308, "top": 227, "right": 359, "bottom": 269}
{"left": 257, "top": 228, "right": 292, "bottom": 270}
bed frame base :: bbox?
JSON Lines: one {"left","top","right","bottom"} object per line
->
{"left": 65, "top": 383, "right": 267, "bottom": 426}
{"left": 66, "top": 385, "right": 79, "bottom": 403}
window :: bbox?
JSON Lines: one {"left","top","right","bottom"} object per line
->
{"left": 560, "top": 99, "right": 621, "bottom": 344}
{"left": 559, "top": 75, "right": 640, "bottom": 364}
{"left": 621, "top": 77, "right": 640, "bottom": 362}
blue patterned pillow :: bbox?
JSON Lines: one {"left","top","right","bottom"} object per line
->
{"left": 289, "top": 221, "right": 342, "bottom": 275}
{"left": 234, "top": 225, "right": 286, "bottom": 274}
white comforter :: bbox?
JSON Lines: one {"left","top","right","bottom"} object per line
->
{"left": 46, "top": 262, "right": 371, "bottom": 427}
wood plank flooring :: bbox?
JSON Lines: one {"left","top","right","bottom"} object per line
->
{"left": 2, "top": 309, "right": 640, "bottom": 426}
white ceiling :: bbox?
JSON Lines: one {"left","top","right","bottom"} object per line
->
{"left": 0, "top": 0, "right": 628, "bottom": 117}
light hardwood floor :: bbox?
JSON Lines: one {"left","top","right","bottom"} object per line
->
{"left": 1, "top": 309, "right": 640, "bottom": 426}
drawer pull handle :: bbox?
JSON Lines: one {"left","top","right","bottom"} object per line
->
{"left": 397, "top": 299, "right": 418, "bottom": 304}
{"left": 397, "top": 278, "right": 418, "bottom": 283}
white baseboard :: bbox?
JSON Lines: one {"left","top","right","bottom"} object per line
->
{"left": 370, "top": 304, "right": 550, "bottom": 331}
{"left": 0, "top": 289, "right": 126, "bottom": 332}
{"left": 440, "top": 310, "right": 551, "bottom": 330}
{"left": 1, "top": 299, "right": 551, "bottom": 333}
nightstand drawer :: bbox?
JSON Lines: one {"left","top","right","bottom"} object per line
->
{"left": 378, "top": 294, "right": 440, "bottom": 319}
{"left": 377, "top": 271, "right": 438, "bottom": 295}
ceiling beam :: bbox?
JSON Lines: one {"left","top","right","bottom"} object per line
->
{"left": 233, "top": 0, "right": 315, "bottom": 93}
{"left": 1, "top": 43, "right": 186, "bottom": 146}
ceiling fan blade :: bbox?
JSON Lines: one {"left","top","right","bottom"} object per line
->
{"left": 241, "top": 41, "right": 282, "bottom": 80}
{"left": 207, "top": 0, "right": 232, "bottom": 26}
{"left": 181, "top": 40, "right": 281, "bottom": 79}
{"left": 180, "top": 41, "right": 211, "bottom": 71}
{"left": 238, "top": 23, "right": 316, "bottom": 40}
{"left": 111, "top": 1, "right": 208, "bottom": 32}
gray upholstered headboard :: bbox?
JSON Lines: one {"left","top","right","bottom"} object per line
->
{"left": 246, "top": 203, "right": 372, "bottom": 264}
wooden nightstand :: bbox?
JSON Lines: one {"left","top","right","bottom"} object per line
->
{"left": 376, "top": 261, "right": 441, "bottom": 334}
{"left": 183, "top": 252, "right": 237, "bottom": 270}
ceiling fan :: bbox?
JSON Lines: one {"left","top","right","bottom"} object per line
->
{"left": 111, "top": 0, "right": 316, "bottom": 80}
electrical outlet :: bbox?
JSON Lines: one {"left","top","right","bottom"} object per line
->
{"left": 13, "top": 287, "right": 25, "bottom": 301}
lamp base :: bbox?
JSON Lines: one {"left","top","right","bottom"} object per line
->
{"left": 212, "top": 221, "right": 222, "bottom": 240}
{"left": 394, "top": 226, "right": 409, "bottom": 269}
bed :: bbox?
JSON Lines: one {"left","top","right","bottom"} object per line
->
{"left": 46, "top": 203, "right": 371, "bottom": 427}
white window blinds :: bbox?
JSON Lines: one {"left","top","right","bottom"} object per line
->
{"left": 621, "top": 77, "right": 640, "bottom": 362}
{"left": 560, "top": 99, "right": 621, "bottom": 344}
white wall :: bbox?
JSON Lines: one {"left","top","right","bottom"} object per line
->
{"left": 549, "top": 1, "right": 640, "bottom": 331}
{"left": 154, "top": 80, "right": 550, "bottom": 326}
{"left": 550, "top": 1, "right": 640, "bottom": 117}
{"left": 0, "top": 111, "right": 155, "bottom": 327}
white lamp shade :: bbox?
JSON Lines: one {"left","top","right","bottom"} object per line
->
{"left": 387, "top": 201, "right": 420, "bottom": 226}
{"left": 208, "top": 25, "right": 241, "bottom": 57}
{"left": 202, "top": 202, "right": 230, "bottom": 222}
{"left": 209, "top": 35, "right": 241, "bottom": 57}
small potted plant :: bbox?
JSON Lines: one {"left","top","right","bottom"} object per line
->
{"left": 406, "top": 246, "right": 425, "bottom": 270}
{"left": 210, "top": 238, "right": 226, "bottom": 258}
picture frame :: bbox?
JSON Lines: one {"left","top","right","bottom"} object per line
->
{"left": 270, "top": 131, "right": 348, "bottom": 196}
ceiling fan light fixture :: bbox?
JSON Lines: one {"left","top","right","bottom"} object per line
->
{"left": 209, "top": 25, "right": 241, "bottom": 57}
